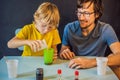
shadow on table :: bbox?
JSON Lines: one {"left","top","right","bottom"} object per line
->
{"left": 17, "top": 71, "right": 58, "bottom": 80}
{"left": 53, "top": 59, "right": 69, "bottom": 64}
{"left": 17, "top": 71, "right": 35, "bottom": 78}
{"left": 44, "top": 74, "right": 57, "bottom": 80}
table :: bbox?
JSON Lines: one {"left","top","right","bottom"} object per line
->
{"left": 0, "top": 56, "right": 119, "bottom": 80}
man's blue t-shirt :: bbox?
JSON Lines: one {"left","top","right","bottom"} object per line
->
{"left": 62, "top": 20, "right": 119, "bottom": 56}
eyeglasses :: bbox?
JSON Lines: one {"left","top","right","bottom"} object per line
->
{"left": 76, "top": 11, "right": 94, "bottom": 18}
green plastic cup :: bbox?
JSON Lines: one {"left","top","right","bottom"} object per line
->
{"left": 44, "top": 48, "right": 54, "bottom": 65}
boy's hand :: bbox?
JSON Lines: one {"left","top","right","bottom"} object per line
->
{"left": 27, "top": 40, "right": 43, "bottom": 52}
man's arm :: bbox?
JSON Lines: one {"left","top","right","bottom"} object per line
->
{"left": 68, "top": 53, "right": 120, "bottom": 69}
{"left": 108, "top": 53, "right": 120, "bottom": 66}
{"left": 108, "top": 42, "right": 120, "bottom": 66}
{"left": 110, "top": 42, "right": 120, "bottom": 54}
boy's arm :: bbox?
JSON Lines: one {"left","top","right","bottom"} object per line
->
{"left": 7, "top": 36, "right": 27, "bottom": 48}
{"left": 51, "top": 45, "right": 58, "bottom": 59}
{"left": 7, "top": 36, "right": 43, "bottom": 52}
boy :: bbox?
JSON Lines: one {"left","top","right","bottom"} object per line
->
{"left": 7, "top": 2, "right": 61, "bottom": 59}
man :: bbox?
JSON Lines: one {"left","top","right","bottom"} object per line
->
{"left": 60, "top": 0, "right": 120, "bottom": 70}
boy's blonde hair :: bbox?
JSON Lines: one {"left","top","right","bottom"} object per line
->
{"left": 34, "top": 2, "right": 60, "bottom": 28}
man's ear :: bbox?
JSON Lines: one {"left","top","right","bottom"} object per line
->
{"left": 95, "top": 13, "right": 99, "bottom": 19}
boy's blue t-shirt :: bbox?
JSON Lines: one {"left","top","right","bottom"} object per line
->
{"left": 62, "top": 20, "right": 119, "bottom": 56}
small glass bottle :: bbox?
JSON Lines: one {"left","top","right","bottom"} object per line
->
{"left": 74, "top": 70, "right": 79, "bottom": 80}
{"left": 57, "top": 69, "right": 62, "bottom": 80}
{"left": 36, "top": 68, "right": 43, "bottom": 80}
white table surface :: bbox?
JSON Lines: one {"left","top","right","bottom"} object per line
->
{"left": 0, "top": 56, "right": 119, "bottom": 80}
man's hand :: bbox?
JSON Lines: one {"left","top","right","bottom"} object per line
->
{"left": 60, "top": 48, "right": 75, "bottom": 60}
{"left": 68, "top": 57, "right": 96, "bottom": 69}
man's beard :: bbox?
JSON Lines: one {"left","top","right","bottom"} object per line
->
{"left": 80, "top": 20, "right": 93, "bottom": 30}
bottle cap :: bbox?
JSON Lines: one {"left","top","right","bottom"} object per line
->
{"left": 57, "top": 69, "right": 62, "bottom": 74}
{"left": 36, "top": 68, "right": 43, "bottom": 75}
{"left": 75, "top": 70, "right": 79, "bottom": 76}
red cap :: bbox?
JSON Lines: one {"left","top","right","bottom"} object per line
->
{"left": 57, "top": 69, "right": 62, "bottom": 74}
{"left": 75, "top": 70, "right": 79, "bottom": 76}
